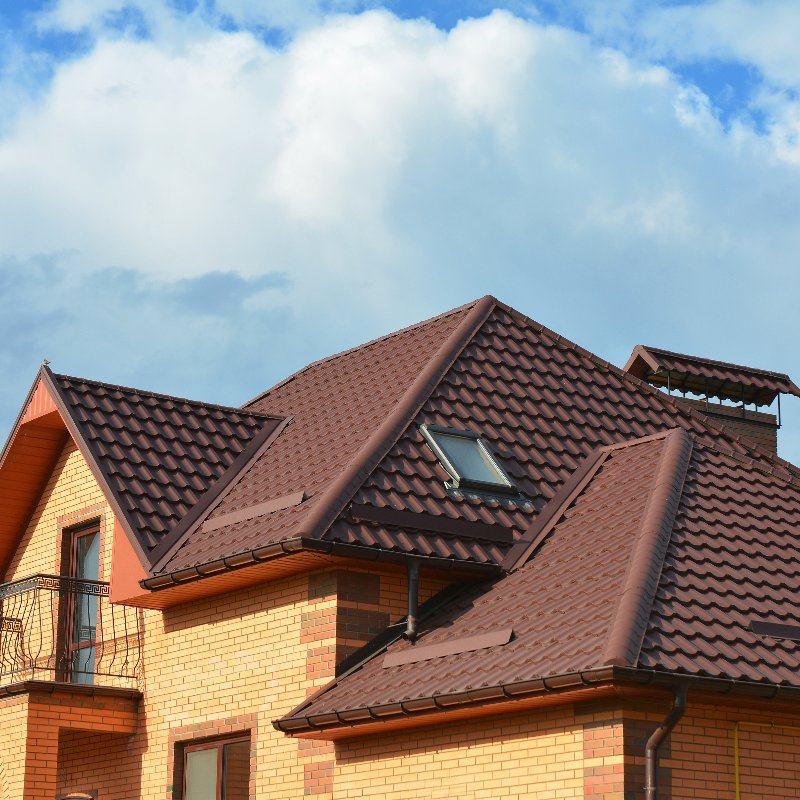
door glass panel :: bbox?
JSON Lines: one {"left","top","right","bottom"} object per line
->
{"left": 71, "top": 531, "right": 99, "bottom": 684}
{"left": 75, "top": 532, "right": 100, "bottom": 581}
{"left": 185, "top": 748, "right": 218, "bottom": 800}
{"left": 222, "top": 741, "right": 250, "bottom": 800}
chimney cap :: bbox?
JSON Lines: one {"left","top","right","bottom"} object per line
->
{"left": 624, "top": 345, "right": 800, "bottom": 406}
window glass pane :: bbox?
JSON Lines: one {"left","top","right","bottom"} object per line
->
{"left": 223, "top": 741, "right": 250, "bottom": 800}
{"left": 435, "top": 434, "right": 507, "bottom": 485}
{"left": 185, "top": 748, "right": 218, "bottom": 800}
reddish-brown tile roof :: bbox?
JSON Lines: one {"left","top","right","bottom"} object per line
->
{"left": 154, "top": 299, "right": 482, "bottom": 573}
{"left": 639, "top": 443, "right": 800, "bottom": 684}
{"left": 277, "top": 428, "right": 800, "bottom": 732}
{"left": 45, "top": 370, "right": 281, "bottom": 561}
{"left": 277, "top": 431, "right": 686, "bottom": 726}
{"left": 153, "top": 298, "right": 800, "bottom": 581}
{"left": 625, "top": 344, "right": 800, "bottom": 405}
{"left": 8, "top": 296, "right": 799, "bottom": 724}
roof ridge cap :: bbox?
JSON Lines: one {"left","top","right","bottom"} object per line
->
{"left": 601, "top": 428, "right": 693, "bottom": 668}
{"left": 493, "top": 302, "right": 800, "bottom": 479}
{"left": 502, "top": 429, "right": 685, "bottom": 573}
{"left": 295, "top": 295, "right": 497, "bottom": 543}
{"left": 244, "top": 298, "right": 483, "bottom": 408}
{"left": 53, "top": 372, "right": 273, "bottom": 420}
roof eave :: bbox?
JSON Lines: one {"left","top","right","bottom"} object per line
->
{"left": 274, "top": 666, "right": 800, "bottom": 738}
{"left": 141, "top": 537, "right": 502, "bottom": 591}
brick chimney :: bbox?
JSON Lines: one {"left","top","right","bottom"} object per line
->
{"left": 623, "top": 345, "right": 800, "bottom": 454}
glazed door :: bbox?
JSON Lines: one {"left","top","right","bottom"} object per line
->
{"left": 68, "top": 528, "right": 100, "bottom": 684}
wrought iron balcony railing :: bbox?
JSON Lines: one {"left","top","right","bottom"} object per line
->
{"left": 0, "top": 574, "right": 141, "bottom": 689}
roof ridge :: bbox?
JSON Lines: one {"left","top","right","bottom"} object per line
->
{"left": 243, "top": 298, "right": 480, "bottom": 408}
{"left": 491, "top": 299, "right": 800, "bottom": 479}
{"left": 601, "top": 427, "right": 693, "bottom": 668}
{"left": 295, "top": 295, "right": 498, "bottom": 543}
{"left": 52, "top": 372, "right": 274, "bottom": 419}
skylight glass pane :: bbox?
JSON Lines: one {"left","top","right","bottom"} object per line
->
{"left": 434, "top": 433, "right": 508, "bottom": 486}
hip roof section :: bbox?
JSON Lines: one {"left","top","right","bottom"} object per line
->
{"left": 278, "top": 431, "right": 683, "bottom": 727}
{"left": 155, "top": 297, "right": 800, "bottom": 579}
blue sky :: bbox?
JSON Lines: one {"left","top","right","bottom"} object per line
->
{"left": 2, "top": 0, "right": 800, "bottom": 462}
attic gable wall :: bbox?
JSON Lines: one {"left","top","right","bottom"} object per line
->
{"left": 4, "top": 437, "right": 114, "bottom": 584}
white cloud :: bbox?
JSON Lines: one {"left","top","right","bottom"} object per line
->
{"left": 3, "top": 5, "right": 800, "bottom": 461}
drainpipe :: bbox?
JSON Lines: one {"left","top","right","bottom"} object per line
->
{"left": 645, "top": 684, "right": 687, "bottom": 800}
{"left": 404, "top": 561, "right": 420, "bottom": 642}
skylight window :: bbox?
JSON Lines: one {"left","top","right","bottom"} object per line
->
{"left": 420, "top": 424, "right": 517, "bottom": 494}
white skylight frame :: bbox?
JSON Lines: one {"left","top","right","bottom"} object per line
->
{"left": 419, "top": 424, "right": 518, "bottom": 495}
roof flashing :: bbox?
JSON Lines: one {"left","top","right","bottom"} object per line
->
{"left": 420, "top": 424, "right": 518, "bottom": 496}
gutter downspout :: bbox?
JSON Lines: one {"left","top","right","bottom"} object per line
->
{"left": 645, "top": 684, "right": 687, "bottom": 800}
{"left": 404, "top": 561, "right": 420, "bottom": 642}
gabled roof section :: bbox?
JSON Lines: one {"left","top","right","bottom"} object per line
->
{"left": 277, "top": 430, "right": 689, "bottom": 733}
{"left": 0, "top": 372, "right": 69, "bottom": 574}
{"left": 625, "top": 344, "right": 800, "bottom": 406}
{"left": 43, "top": 369, "right": 283, "bottom": 565}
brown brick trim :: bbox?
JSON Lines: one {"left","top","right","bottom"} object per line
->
{"left": 304, "top": 761, "right": 333, "bottom": 796}
{"left": 167, "top": 713, "right": 258, "bottom": 800}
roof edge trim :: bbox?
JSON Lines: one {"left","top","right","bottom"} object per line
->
{"left": 623, "top": 345, "right": 662, "bottom": 376}
{"left": 0, "top": 368, "right": 47, "bottom": 472}
{"left": 301, "top": 295, "right": 498, "bottom": 544}
{"left": 602, "top": 427, "right": 694, "bottom": 667}
{"left": 148, "top": 415, "right": 291, "bottom": 571}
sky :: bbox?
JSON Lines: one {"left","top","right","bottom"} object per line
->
{"left": 2, "top": 0, "right": 800, "bottom": 463}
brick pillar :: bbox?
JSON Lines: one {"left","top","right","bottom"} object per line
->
{"left": 0, "top": 695, "right": 31, "bottom": 799}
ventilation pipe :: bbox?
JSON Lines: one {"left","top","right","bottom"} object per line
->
{"left": 645, "top": 684, "right": 688, "bottom": 800}
{"left": 404, "top": 561, "right": 420, "bottom": 642}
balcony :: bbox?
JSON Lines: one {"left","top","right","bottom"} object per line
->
{"left": 0, "top": 574, "right": 141, "bottom": 690}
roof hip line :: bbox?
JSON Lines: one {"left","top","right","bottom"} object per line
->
{"left": 602, "top": 427, "right": 694, "bottom": 668}
{"left": 299, "top": 295, "right": 497, "bottom": 543}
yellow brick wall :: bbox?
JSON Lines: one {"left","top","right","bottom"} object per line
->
{"left": 4, "top": 438, "right": 113, "bottom": 584}
{"left": 665, "top": 702, "right": 800, "bottom": 800}
{"left": 0, "top": 695, "right": 29, "bottom": 800}
{"left": 334, "top": 706, "right": 594, "bottom": 800}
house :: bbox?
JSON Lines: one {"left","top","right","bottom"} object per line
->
{"left": 1, "top": 294, "right": 800, "bottom": 799}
